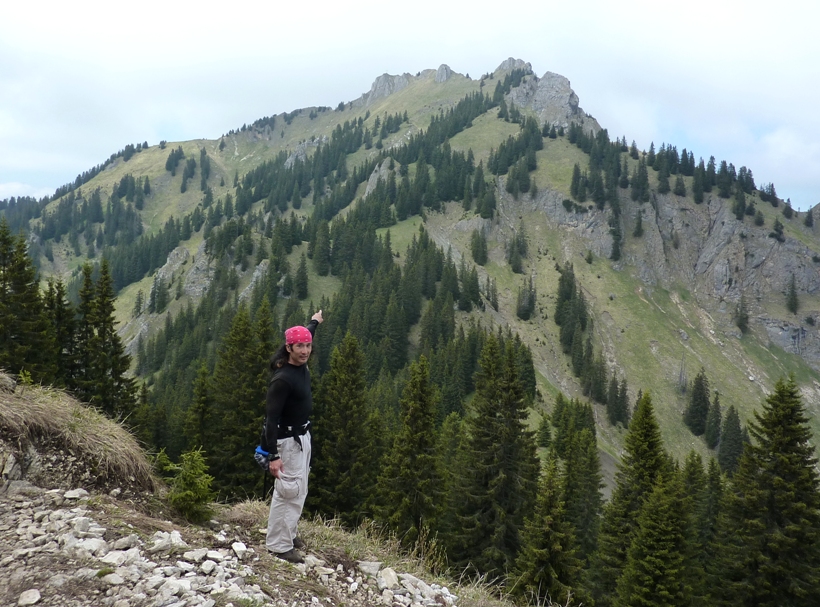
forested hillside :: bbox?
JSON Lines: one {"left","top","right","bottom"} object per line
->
{"left": 3, "top": 58, "right": 820, "bottom": 604}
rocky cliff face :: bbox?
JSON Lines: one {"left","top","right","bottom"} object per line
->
{"left": 353, "top": 73, "right": 413, "bottom": 108}
{"left": 508, "top": 71, "right": 601, "bottom": 133}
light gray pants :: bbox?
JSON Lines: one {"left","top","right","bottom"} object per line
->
{"left": 266, "top": 431, "right": 311, "bottom": 553}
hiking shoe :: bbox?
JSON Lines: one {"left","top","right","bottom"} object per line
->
{"left": 293, "top": 536, "right": 306, "bottom": 550}
{"left": 274, "top": 548, "right": 304, "bottom": 564}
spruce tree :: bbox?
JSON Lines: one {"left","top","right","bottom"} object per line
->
{"left": 589, "top": 392, "right": 669, "bottom": 606}
{"left": 470, "top": 229, "right": 488, "bottom": 266}
{"left": 73, "top": 264, "right": 97, "bottom": 404}
{"left": 295, "top": 253, "right": 309, "bottom": 300}
{"left": 90, "top": 258, "right": 136, "bottom": 418}
{"left": 562, "top": 428, "right": 603, "bottom": 563}
{"left": 734, "top": 295, "right": 749, "bottom": 333}
{"left": 0, "top": 219, "right": 56, "bottom": 383}
{"left": 684, "top": 368, "right": 710, "bottom": 435}
{"left": 704, "top": 391, "right": 722, "bottom": 449}
{"left": 673, "top": 174, "right": 686, "bottom": 197}
{"left": 374, "top": 355, "right": 441, "bottom": 546}
{"left": 447, "top": 336, "right": 540, "bottom": 577}
{"left": 43, "top": 278, "right": 76, "bottom": 388}
{"left": 513, "top": 450, "right": 587, "bottom": 606}
{"left": 311, "top": 333, "right": 376, "bottom": 527}
{"left": 207, "top": 304, "right": 266, "bottom": 496}
{"left": 718, "top": 405, "right": 744, "bottom": 475}
{"left": 717, "top": 377, "right": 820, "bottom": 606}
{"left": 615, "top": 473, "right": 690, "bottom": 607}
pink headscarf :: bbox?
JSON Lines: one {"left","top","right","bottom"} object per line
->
{"left": 284, "top": 326, "right": 312, "bottom": 345}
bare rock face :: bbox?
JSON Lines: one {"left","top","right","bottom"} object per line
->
{"left": 435, "top": 64, "right": 453, "bottom": 83}
{"left": 364, "top": 160, "right": 393, "bottom": 198}
{"left": 155, "top": 246, "right": 190, "bottom": 288}
{"left": 184, "top": 242, "right": 214, "bottom": 299}
{"left": 284, "top": 137, "right": 325, "bottom": 170}
{"left": 353, "top": 73, "right": 412, "bottom": 108}
{"left": 508, "top": 71, "right": 601, "bottom": 132}
{"left": 238, "top": 259, "right": 269, "bottom": 302}
{"left": 494, "top": 57, "right": 531, "bottom": 73}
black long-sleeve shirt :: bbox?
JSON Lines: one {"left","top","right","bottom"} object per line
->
{"left": 264, "top": 320, "right": 318, "bottom": 458}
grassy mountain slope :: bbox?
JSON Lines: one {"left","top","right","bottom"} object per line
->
{"left": 27, "top": 59, "right": 820, "bottom": 467}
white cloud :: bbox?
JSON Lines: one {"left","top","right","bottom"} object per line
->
{"left": 1, "top": 0, "right": 818, "bottom": 208}
{"left": 0, "top": 182, "right": 53, "bottom": 200}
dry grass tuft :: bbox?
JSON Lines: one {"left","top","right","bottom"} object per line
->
{"left": 0, "top": 371, "right": 156, "bottom": 490}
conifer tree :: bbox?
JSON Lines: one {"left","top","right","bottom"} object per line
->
{"left": 513, "top": 449, "right": 587, "bottom": 606}
{"left": 470, "top": 229, "right": 488, "bottom": 265}
{"left": 311, "top": 333, "right": 376, "bottom": 527}
{"left": 43, "top": 278, "right": 76, "bottom": 388}
{"left": 447, "top": 336, "right": 539, "bottom": 577}
{"left": 673, "top": 174, "right": 686, "bottom": 197}
{"left": 589, "top": 392, "right": 669, "bottom": 606}
{"left": 90, "top": 258, "right": 136, "bottom": 418}
{"left": 73, "top": 264, "right": 97, "bottom": 404}
{"left": 718, "top": 405, "right": 743, "bottom": 475}
{"left": 380, "top": 292, "right": 407, "bottom": 374}
{"left": 295, "top": 253, "right": 309, "bottom": 300}
{"left": 563, "top": 428, "right": 603, "bottom": 563}
{"left": 184, "top": 363, "right": 214, "bottom": 450}
{"left": 207, "top": 304, "right": 266, "bottom": 496}
{"left": 717, "top": 377, "right": 820, "bottom": 606}
{"left": 704, "top": 391, "right": 722, "bottom": 449}
{"left": 0, "top": 219, "right": 56, "bottom": 383}
{"left": 698, "top": 458, "right": 724, "bottom": 600}
{"left": 734, "top": 295, "right": 749, "bottom": 333}
{"left": 615, "top": 473, "right": 690, "bottom": 607}
{"left": 633, "top": 212, "right": 644, "bottom": 238}
{"left": 374, "top": 355, "right": 441, "bottom": 546}
{"left": 616, "top": 378, "right": 630, "bottom": 426}
{"left": 684, "top": 368, "right": 710, "bottom": 436}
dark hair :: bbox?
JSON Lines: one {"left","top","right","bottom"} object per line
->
{"left": 270, "top": 344, "right": 290, "bottom": 371}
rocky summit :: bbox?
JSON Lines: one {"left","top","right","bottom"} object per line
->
{"left": 0, "top": 481, "right": 459, "bottom": 607}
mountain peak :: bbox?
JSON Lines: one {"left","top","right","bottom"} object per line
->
{"left": 494, "top": 57, "right": 531, "bottom": 74}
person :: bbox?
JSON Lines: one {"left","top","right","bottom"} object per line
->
{"left": 265, "top": 310, "right": 323, "bottom": 563}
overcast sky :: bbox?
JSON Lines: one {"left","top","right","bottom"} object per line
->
{"left": 2, "top": 0, "right": 818, "bottom": 209}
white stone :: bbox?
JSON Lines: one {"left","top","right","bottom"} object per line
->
{"left": 183, "top": 548, "right": 209, "bottom": 562}
{"left": 304, "top": 555, "right": 325, "bottom": 568}
{"left": 74, "top": 537, "right": 109, "bottom": 557}
{"left": 206, "top": 550, "right": 224, "bottom": 561}
{"left": 64, "top": 488, "right": 89, "bottom": 499}
{"left": 100, "top": 550, "right": 129, "bottom": 566}
{"left": 357, "top": 560, "right": 381, "bottom": 577}
{"left": 378, "top": 567, "right": 400, "bottom": 590}
{"left": 113, "top": 534, "right": 140, "bottom": 550}
{"left": 101, "top": 573, "right": 124, "bottom": 585}
{"left": 348, "top": 581, "right": 359, "bottom": 594}
{"left": 46, "top": 575, "right": 69, "bottom": 588}
{"left": 200, "top": 560, "right": 217, "bottom": 575}
{"left": 231, "top": 541, "right": 248, "bottom": 560}
{"left": 17, "top": 589, "right": 41, "bottom": 606}
{"left": 159, "top": 579, "right": 186, "bottom": 596}
{"left": 176, "top": 560, "right": 195, "bottom": 572}
{"left": 144, "top": 576, "right": 165, "bottom": 590}
{"left": 72, "top": 517, "right": 91, "bottom": 533}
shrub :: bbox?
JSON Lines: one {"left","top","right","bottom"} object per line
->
{"left": 167, "top": 448, "right": 215, "bottom": 523}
